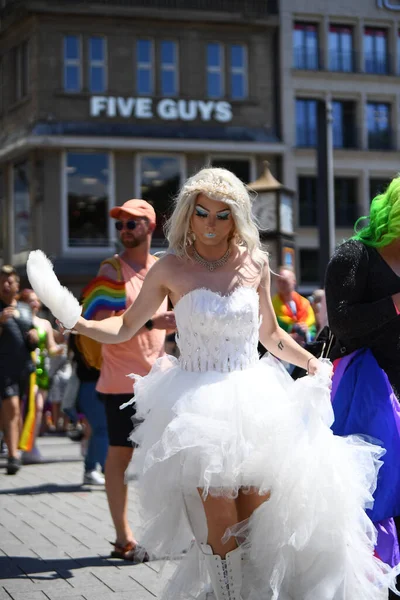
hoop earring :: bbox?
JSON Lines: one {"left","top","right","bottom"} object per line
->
{"left": 187, "top": 229, "right": 196, "bottom": 245}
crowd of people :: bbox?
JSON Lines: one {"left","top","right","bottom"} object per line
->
{"left": 1, "top": 166, "right": 400, "bottom": 599}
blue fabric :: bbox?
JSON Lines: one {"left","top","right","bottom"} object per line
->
{"left": 332, "top": 348, "right": 400, "bottom": 522}
{"left": 78, "top": 381, "right": 109, "bottom": 472}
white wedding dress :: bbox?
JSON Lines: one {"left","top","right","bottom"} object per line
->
{"left": 127, "top": 287, "right": 399, "bottom": 599}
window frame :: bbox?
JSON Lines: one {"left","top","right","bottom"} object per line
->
{"left": 229, "top": 44, "right": 248, "bottom": 100}
{"left": 61, "top": 150, "right": 115, "bottom": 255}
{"left": 334, "top": 176, "right": 358, "bottom": 228}
{"left": 11, "top": 160, "right": 31, "bottom": 256}
{"left": 136, "top": 38, "right": 155, "bottom": 96}
{"left": 63, "top": 34, "right": 82, "bottom": 93}
{"left": 206, "top": 42, "right": 225, "bottom": 99}
{"left": 293, "top": 22, "right": 319, "bottom": 70}
{"left": 299, "top": 248, "right": 320, "bottom": 285}
{"left": 332, "top": 99, "right": 358, "bottom": 149}
{"left": 328, "top": 24, "right": 353, "bottom": 72}
{"left": 88, "top": 36, "right": 107, "bottom": 94}
{"left": 134, "top": 152, "right": 187, "bottom": 243}
{"left": 295, "top": 98, "right": 317, "bottom": 147}
{"left": 366, "top": 101, "right": 391, "bottom": 150}
{"left": 160, "top": 40, "right": 179, "bottom": 97}
{"left": 207, "top": 154, "right": 256, "bottom": 183}
{"left": 364, "top": 27, "right": 388, "bottom": 74}
{"left": 297, "top": 175, "right": 317, "bottom": 227}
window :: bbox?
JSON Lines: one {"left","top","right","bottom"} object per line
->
{"left": 369, "top": 178, "right": 391, "bottom": 201}
{"left": 298, "top": 176, "right": 317, "bottom": 227}
{"left": 364, "top": 28, "right": 388, "bottom": 74}
{"left": 137, "top": 39, "right": 153, "bottom": 96}
{"left": 160, "top": 41, "right": 178, "bottom": 97}
{"left": 12, "top": 41, "right": 29, "bottom": 103}
{"left": 230, "top": 45, "right": 248, "bottom": 100}
{"left": 89, "top": 37, "right": 106, "bottom": 93}
{"left": 332, "top": 100, "right": 357, "bottom": 149}
{"left": 296, "top": 99, "right": 317, "bottom": 147}
{"left": 329, "top": 25, "right": 353, "bottom": 72}
{"left": 299, "top": 249, "right": 319, "bottom": 284}
{"left": 138, "top": 156, "right": 182, "bottom": 240}
{"left": 66, "top": 152, "right": 110, "bottom": 248}
{"left": 335, "top": 177, "right": 357, "bottom": 227}
{"left": 13, "top": 161, "right": 30, "bottom": 253}
{"left": 367, "top": 102, "right": 391, "bottom": 150}
{"left": 293, "top": 23, "right": 319, "bottom": 70}
{"left": 211, "top": 159, "right": 251, "bottom": 184}
{"left": 64, "top": 35, "right": 81, "bottom": 92}
{"left": 207, "top": 43, "right": 224, "bottom": 98}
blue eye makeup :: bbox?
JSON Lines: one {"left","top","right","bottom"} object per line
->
{"left": 217, "top": 211, "right": 231, "bottom": 221}
{"left": 195, "top": 207, "right": 208, "bottom": 218}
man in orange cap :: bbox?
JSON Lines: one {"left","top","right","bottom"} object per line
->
{"left": 94, "top": 199, "right": 175, "bottom": 560}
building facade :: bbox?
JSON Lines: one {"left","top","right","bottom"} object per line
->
{"left": 0, "top": 0, "right": 282, "bottom": 288}
{"left": 280, "top": 0, "right": 400, "bottom": 292}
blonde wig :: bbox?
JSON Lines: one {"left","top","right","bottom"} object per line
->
{"left": 165, "top": 167, "right": 266, "bottom": 266}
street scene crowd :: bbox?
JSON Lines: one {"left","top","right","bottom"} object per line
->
{"left": 1, "top": 167, "right": 400, "bottom": 600}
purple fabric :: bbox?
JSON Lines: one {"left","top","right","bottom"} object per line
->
{"left": 331, "top": 349, "right": 400, "bottom": 567}
{"left": 375, "top": 518, "right": 400, "bottom": 567}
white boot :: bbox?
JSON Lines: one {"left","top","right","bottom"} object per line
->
{"left": 201, "top": 543, "right": 243, "bottom": 600}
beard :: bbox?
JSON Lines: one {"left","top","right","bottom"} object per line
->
{"left": 121, "top": 232, "right": 147, "bottom": 248}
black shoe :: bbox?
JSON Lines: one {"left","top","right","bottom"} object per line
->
{"left": 7, "top": 457, "right": 21, "bottom": 475}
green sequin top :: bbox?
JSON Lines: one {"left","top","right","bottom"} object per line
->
{"left": 35, "top": 326, "right": 50, "bottom": 390}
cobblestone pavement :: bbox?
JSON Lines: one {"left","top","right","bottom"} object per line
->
{"left": 0, "top": 436, "right": 178, "bottom": 600}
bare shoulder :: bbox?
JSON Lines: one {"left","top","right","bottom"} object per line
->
{"left": 97, "top": 261, "right": 119, "bottom": 280}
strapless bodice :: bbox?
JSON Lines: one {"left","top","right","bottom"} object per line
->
{"left": 174, "top": 287, "right": 259, "bottom": 373}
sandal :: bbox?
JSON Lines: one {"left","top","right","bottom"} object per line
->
{"left": 109, "top": 540, "right": 150, "bottom": 562}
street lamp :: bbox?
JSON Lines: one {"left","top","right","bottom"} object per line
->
{"left": 249, "top": 162, "right": 296, "bottom": 274}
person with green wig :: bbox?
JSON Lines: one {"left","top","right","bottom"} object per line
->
{"left": 325, "top": 176, "right": 400, "bottom": 592}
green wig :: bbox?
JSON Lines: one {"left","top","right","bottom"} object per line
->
{"left": 352, "top": 176, "right": 400, "bottom": 248}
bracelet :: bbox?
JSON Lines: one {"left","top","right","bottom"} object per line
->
{"left": 306, "top": 356, "right": 313, "bottom": 373}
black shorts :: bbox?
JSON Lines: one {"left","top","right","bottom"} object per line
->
{"left": 99, "top": 392, "right": 142, "bottom": 447}
{"left": 0, "top": 372, "right": 30, "bottom": 402}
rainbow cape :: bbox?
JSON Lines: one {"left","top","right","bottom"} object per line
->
{"left": 81, "top": 276, "right": 126, "bottom": 319}
{"left": 272, "top": 291, "right": 316, "bottom": 340}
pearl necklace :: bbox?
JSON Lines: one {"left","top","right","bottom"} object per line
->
{"left": 192, "top": 246, "right": 231, "bottom": 271}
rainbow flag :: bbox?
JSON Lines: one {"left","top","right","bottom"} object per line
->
{"left": 272, "top": 291, "right": 316, "bottom": 340}
{"left": 81, "top": 276, "right": 126, "bottom": 319}
{"left": 19, "top": 359, "right": 36, "bottom": 452}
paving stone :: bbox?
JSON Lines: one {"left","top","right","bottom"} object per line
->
{"left": 0, "top": 437, "right": 174, "bottom": 599}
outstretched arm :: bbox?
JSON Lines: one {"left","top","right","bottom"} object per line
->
{"left": 74, "top": 259, "right": 169, "bottom": 344}
{"left": 258, "top": 260, "right": 319, "bottom": 374}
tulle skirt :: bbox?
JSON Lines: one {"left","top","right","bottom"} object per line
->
{"left": 127, "top": 353, "right": 400, "bottom": 599}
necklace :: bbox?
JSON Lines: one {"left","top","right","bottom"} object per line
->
{"left": 192, "top": 246, "right": 231, "bottom": 271}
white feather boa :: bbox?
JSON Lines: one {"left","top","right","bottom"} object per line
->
{"left": 26, "top": 250, "right": 82, "bottom": 330}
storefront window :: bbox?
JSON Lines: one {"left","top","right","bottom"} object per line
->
{"left": 211, "top": 159, "right": 251, "bottom": 183}
{"left": 138, "top": 156, "right": 182, "bottom": 241}
{"left": 66, "top": 152, "right": 110, "bottom": 248}
{"left": 13, "top": 161, "right": 30, "bottom": 253}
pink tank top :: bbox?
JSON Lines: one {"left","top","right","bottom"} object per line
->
{"left": 96, "top": 256, "right": 168, "bottom": 395}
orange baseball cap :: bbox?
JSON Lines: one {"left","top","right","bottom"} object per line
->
{"left": 109, "top": 199, "right": 156, "bottom": 225}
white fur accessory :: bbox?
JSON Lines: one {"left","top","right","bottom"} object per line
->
{"left": 26, "top": 250, "right": 82, "bottom": 330}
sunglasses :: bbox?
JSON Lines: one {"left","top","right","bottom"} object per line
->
{"left": 115, "top": 220, "right": 138, "bottom": 231}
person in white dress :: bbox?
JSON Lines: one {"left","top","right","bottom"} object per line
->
{"left": 27, "top": 168, "right": 399, "bottom": 600}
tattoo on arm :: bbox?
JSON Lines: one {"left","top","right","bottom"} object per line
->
{"left": 278, "top": 340, "right": 284, "bottom": 351}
